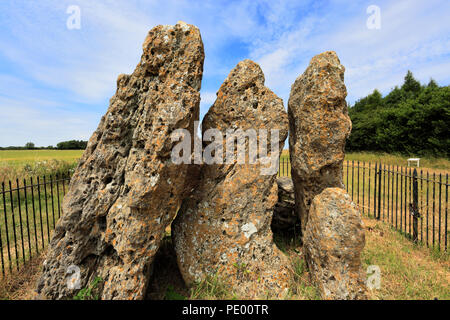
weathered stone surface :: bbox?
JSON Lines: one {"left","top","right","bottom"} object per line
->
{"left": 172, "top": 60, "right": 292, "bottom": 298}
{"left": 271, "top": 177, "right": 299, "bottom": 232}
{"left": 303, "top": 188, "right": 367, "bottom": 300}
{"left": 288, "top": 51, "right": 351, "bottom": 235}
{"left": 36, "top": 21, "right": 204, "bottom": 300}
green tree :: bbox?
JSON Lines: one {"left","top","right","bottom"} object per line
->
{"left": 427, "top": 78, "right": 438, "bottom": 89}
{"left": 401, "top": 70, "right": 422, "bottom": 95}
{"left": 346, "top": 71, "right": 449, "bottom": 157}
{"left": 25, "top": 142, "right": 35, "bottom": 149}
{"left": 56, "top": 140, "right": 88, "bottom": 150}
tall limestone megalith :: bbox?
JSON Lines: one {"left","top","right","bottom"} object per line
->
{"left": 288, "top": 51, "right": 351, "bottom": 235}
{"left": 36, "top": 22, "right": 204, "bottom": 300}
{"left": 172, "top": 60, "right": 292, "bottom": 298}
{"left": 303, "top": 188, "right": 367, "bottom": 300}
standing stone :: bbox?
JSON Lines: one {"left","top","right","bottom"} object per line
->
{"left": 172, "top": 60, "right": 292, "bottom": 298}
{"left": 36, "top": 21, "right": 204, "bottom": 300}
{"left": 303, "top": 188, "right": 367, "bottom": 300}
{"left": 288, "top": 51, "right": 351, "bottom": 235}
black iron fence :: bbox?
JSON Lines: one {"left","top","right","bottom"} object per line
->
{"left": 1, "top": 161, "right": 448, "bottom": 279}
{"left": 0, "top": 173, "right": 71, "bottom": 278}
{"left": 279, "top": 159, "right": 449, "bottom": 252}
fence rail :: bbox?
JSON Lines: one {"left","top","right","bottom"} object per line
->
{"left": 0, "top": 161, "right": 448, "bottom": 279}
{"left": 279, "top": 159, "right": 449, "bottom": 252}
{"left": 0, "top": 173, "right": 71, "bottom": 278}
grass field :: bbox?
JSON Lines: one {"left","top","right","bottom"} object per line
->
{"left": 0, "top": 149, "right": 448, "bottom": 268}
{"left": 1, "top": 150, "right": 448, "bottom": 180}
{"left": 0, "top": 175, "right": 69, "bottom": 275}
{"left": 0, "top": 150, "right": 82, "bottom": 182}
{"left": 0, "top": 150, "right": 83, "bottom": 166}
{"left": 345, "top": 152, "right": 450, "bottom": 170}
{"left": 150, "top": 216, "right": 449, "bottom": 300}
{"left": 341, "top": 161, "right": 448, "bottom": 252}
{"left": 1, "top": 216, "right": 448, "bottom": 300}
{"left": 2, "top": 149, "right": 448, "bottom": 170}
{"left": 361, "top": 218, "right": 449, "bottom": 300}
{"left": 280, "top": 150, "right": 449, "bottom": 252}
{"left": 0, "top": 149, "right": 448, "bottom": 299}
{"left": 0, "top": 150, "right": 77, "bottom": 273}
{"left": 281, "top": 150, "right": 450, "bottom": 170}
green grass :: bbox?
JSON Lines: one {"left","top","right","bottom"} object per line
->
{"left": 277, "top": 216, "right": 449, "bottom": 300}
{"left": 0, "top": 178, "right": 68, "bottom": 275}
{"left": 288, "top": 256, "right": 320, "bottom": 300}
{"left": 0, "top": 150, "right": 75, "bottom": 275}
{"left": 343, "top": 161, "right": 448, "bottom": 252}
{"left": 73, "top": 277, "right": 103, "bottom": 300}
{"left": 164, "top": 285, "right": 186, "bottom": 300}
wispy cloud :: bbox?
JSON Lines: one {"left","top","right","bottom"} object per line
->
{"left": 248, "top": 0, "right": 450, "bottom": 102}
{"left": 0, "top": 96, "right": 100, "bottom": 146}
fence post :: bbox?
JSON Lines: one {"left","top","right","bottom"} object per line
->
{"left": 373, "top": 163, "right": 377, "bottom": 218}
{"left": 411, "top": 168, "right": 420, "bottom": 243}
{"left": 377, "top": 163, "right": 382, "bottom": 220}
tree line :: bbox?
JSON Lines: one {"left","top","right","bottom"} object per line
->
{"left": 0, "top": 140, "right": 88, "bottom": 150}
{"left": 346, "top": 71, "right": 449, "bottom": 157}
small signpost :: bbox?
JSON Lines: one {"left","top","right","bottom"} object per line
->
{"left": 407, "top": 158, "right": 420, "bottom": 167}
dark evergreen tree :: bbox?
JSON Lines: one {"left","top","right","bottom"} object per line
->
{"left": 401, "top": 70, "right": 422, "bottom": 95}
{"left": 56, "top": 140, "right": 88, "bottom": 150}
{"left": 347, "top": 71, "right": 449, "bottom": 157}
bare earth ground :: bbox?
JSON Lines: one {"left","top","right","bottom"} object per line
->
{"left": 1, "top": 217, "right": 448, "bottom": 300}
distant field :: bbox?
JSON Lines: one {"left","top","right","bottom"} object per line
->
{"left": 0, "top": 150, "right": 83, "bottom": 167}
{"left": 1, "top": 149, "right": 448, "bottom": 172}
{"left": 0, "top": 150, "right": 83, "bottom": 182}
{"left": 281, "top": 150, "right": 450, "bottom": 171}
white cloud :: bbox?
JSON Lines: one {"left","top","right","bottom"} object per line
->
{"left": 0, "top": 96, "right": 100, "bottom": 147}
{"left": 201, "top": 92, "right": 217, "bottom": 105}
{"left": 242, "top": 0, "right": 450, "bottom": 104}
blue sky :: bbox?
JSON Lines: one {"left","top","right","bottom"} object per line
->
{"left": 0, "top": 0, "right": 449, "bottom": 147}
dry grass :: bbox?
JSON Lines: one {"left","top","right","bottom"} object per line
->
{"left": 277, "top": 216, "right": 449, "bottom": 300}
{"left": 362, "top": 217, "right": 449, "bottom": 300}
{"left": 0, "top": 215, "right": 448, "bottom": 300}
{"left": 0, "top": 254, "right": 42, "bottom": 300}
{"left": 281, "top": 150, "right": 450, "bottom": 172}
{"left": 343, "top": 161, "right": 448, "bottom": 252}
{"left": 0, "top": 182, "right": 64, "bottom": 276}
{"left": 0, "top": 150, "right": 446, "bottom": 299}
{"left": 280, "top": 154, "right": 449, "bottom": 252}
{"left": 345, "top": 152, "right": 450, "bottom": 170}
{"left": 285, "top": 250, "right": 320, "bottom": 300}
